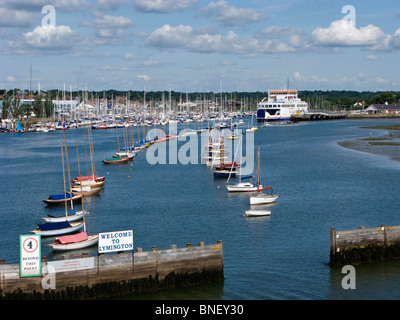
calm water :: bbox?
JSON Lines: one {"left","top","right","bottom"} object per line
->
{"left": 1, "top": 118, "right": 400, "bottom": 300}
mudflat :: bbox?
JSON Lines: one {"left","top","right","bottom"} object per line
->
{"left": 337, "top": 124, "right": 400, "bottom": 161}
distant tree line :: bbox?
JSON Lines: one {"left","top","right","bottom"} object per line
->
{"left": 1, "top": 89, "right": 400, "bottom": 119}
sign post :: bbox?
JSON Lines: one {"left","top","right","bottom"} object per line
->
{"left": 20, "top": 234, "right": 41, "bottom": 277}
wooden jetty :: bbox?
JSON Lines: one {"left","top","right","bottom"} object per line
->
{"left": 330, "top": 225, "right": 400, "bottom": 266}
{"left": 292, "top": 111, "right": 347, "bottom": 121}
{"left": 0, "top": 241, "right": 223, "bottom": 299}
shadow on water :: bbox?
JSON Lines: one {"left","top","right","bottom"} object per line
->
{"left": 328, "top": 258, "right": 400, "bottom": 300}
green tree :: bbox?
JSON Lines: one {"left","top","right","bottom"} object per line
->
{"left": 32, "top": 95, "right": 43, "bottom": 118}
{"left": 371, "top": 91, "right": 395, "bottom": 104}
{"left": 2, "top": 94, "right": 11, "bottom": 119}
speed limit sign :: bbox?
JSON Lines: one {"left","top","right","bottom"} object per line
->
{"left": 20, "top": 235, "right": 41, "bottom": 277}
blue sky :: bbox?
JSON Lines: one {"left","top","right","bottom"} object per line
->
{"left": 1, "top": 0, "right": 399, "bottom": 93}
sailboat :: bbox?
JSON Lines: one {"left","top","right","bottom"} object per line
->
{"left": 226, "top": 138, "right": 262, "bottom": 192}
{"left": 103, "top": 127, "right": 132, "bottom": 163}
{"left": 32, "top": 221, "right": 84, "bottom": 237}
{"left": 43, "top": 133, "right": 82, "bottom": 206}
{"left": 48, "top": 142, "right": 99, "bottom": 251}
{"left": 43, "top": 193, "right": 82, "bottom": 205}
{"left": 37, "top": 138, "right": 85, "bottom": 233}
{"left": 213, "top": 137, "right": 240, "bottom": 178}
{"left": 249, "top": 145, "right": 278, "bottom": 205}
{"left": 102, "top": 155, "right": 130, "bottom": 164}
{"left": 73, "top": 127, "right": 105, "bottom": 183}
{"left": 246, "top": 113, "right": 258, "bottom": 132}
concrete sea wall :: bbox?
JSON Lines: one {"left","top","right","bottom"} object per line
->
{"left": 0, "top": 241, "right": 223, "bottom": 299}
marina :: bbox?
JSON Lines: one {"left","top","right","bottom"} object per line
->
{"left": 1, "top": 117, "right": 400, "bottom": 299}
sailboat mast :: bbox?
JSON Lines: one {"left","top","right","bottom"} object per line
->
{"left": 76, "top": 142, "right": 86, "bottom": 232}
{"left": 257, "top": 144, "right": 260, "bottom": 191}
{"left": 63, "top": 131, "right": 74, "bottom": 209}
{"left": 61, "top": 139, "right": 68, "bottom": 218}
{"left": 89, "top": 126, "right": 96, "bottom": 176}
{"left": 82, "top": 127, "right": 90, "bottom": 177}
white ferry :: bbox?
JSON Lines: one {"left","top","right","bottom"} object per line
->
{"left": 256, "top": 90, "right": 308, "bottom": 122}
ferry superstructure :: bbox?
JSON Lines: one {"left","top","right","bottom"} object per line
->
{"left": 256, "top": 90, "right": 308, "bottom": 122}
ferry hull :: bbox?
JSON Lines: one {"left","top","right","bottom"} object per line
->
{"left": 257, "top": 109, "right": 291, "bottom": 122}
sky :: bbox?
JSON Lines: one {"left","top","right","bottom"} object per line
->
{"left": 0, "top": 0, "right": 399, "bottom": 93}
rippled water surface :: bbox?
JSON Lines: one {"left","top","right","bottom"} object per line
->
{"left": 1, "top": 118, "right": 400, "bottom": 299}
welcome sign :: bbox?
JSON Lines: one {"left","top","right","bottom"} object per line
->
{"left": 98, "top": 230, "right": 134, "bottom": 253}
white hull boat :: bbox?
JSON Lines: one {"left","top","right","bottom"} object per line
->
{"left": 250, "top": 193, "right": 278, "bottom": 205}
{"left": 244, "top": 210, "right": 271, "bottom": 217}
{"left": 227, "top": 182, "right": 262, "bottom": 192}
{"left": 41, "top": 210, "right": 87, "bottom": 223}
{"left": 48, "top": 232, "right": 99, "bottom": 251}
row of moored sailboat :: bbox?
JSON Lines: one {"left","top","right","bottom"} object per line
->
{"left": 204, "top": 128, "right": 278, "bottom": 217}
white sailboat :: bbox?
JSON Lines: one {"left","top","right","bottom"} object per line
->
{"left": 249, "top": 145, "right": 278, "bottom": 205}
{"left": 226, "top": 139, "right": 262, "bottom": 192}
{"left": 48, "top": 231, "right": 99, "bottom": 251}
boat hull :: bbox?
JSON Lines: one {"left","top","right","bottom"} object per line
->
{"left": 227, "top": 183, "right": 262, "bottom": 192}
{"left": 250, "top": 194, "right": 278, "bottom": 205}
{"left": 48, "top": 235, "right": 99, "bottom": 251}
{"left": 245, "top": 210, "right": 271, "bottom": 217}
{"left": 41, "top": 210, "right": 87, "bottom": 223}
{"left": 43, "top": 193, "right": 82, "bottom": 205}
{"left": 102, "top": 157, "right": 130, "bottom": 164}
{"left": 31, "top": 222, "right": 84, "bottom": 237}
{"left": 71, "top": 187, "right": 102, "bottom": 196}
{"left": 213, "top": 171, "right": 236, "bottom": 178}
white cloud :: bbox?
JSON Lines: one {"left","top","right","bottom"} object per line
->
{"left": 293, "top": 72, "right": 327, "bottom": 83}
{"left": 293, "top": 72, "right": 304, "bottom": 80}
{"left": 146, "top": 24, "right": 193, "bottom": 49}
{"left": 202, "top": 1, "right": 267, "bottom": 27}
{"left": 83, "top": 13, "right": 133, "bottom": 28}
{"left": 144, "top": 60, "right": 160, "bottom": 66}
{"left": 311, "top": 20, "right": 390, "bottom": 50}
{"left": 82, "top": 12, "right": 133, "bottom": 45}
{"left": 375, "top": 77, "right": 388, "bottom": 84}
{"left": 23, "top": 25, "right": 76, "bottom": 49}
{"left": 137, "top": 74, "right": 150, "bottom": 81}
{"left": 96, "top": 0, "right": 129, "bottom": 11}
{"left": 133, "top": 0, "right": 197, "bottom": 13}
{"left": 389, "top": 28, "right": 400, "bottom": 49}
{"left": 364, "top": 54, "right": 379, "bottom": 60}
{"left": 260, "top": 25, "right": 303, "bottom": 35}
{"left": 145, "top": 24, "right": 302, "bottom": 54}
{"left": 124, "top": 53, "right": 136, "bottom": 60}
{"left": 4, "top": 24, "right": 82, "bottom": 55}
{"left": 6, "top": 76, "right": 16, "bottom": 82}
{"left": 0, "top": 8, "right": 38, "bottom": 28}
{"left": 4, "top": 0, "right": 89, "bottom": 12}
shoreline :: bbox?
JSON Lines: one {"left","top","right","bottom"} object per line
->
{"left": 337, "top": 124, "right": 400, "bottom": 162}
